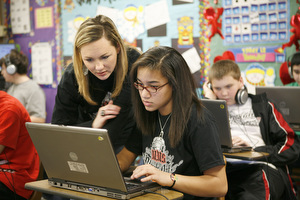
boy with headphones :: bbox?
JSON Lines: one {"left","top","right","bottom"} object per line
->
{"left": 0, "top": 49, "right": 46, "bottom": 123}
{"left": 203, "top": 59, "right": 300, "bottom": 200}
{"left": 286, "top": 51, "right": 300, "bottom": 86}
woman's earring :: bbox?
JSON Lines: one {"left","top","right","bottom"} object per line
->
{"left": 83, "top": 65, "right": 88, "bottom": 76}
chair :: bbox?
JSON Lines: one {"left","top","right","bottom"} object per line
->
{"left": 28, "top": 163, "right": 44, "bottom": 200}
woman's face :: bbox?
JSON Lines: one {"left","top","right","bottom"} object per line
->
{"left": 211, "top": 75, "right": 244, "bottom": 106}
{"left": 292, "top": 64, "right": 300, "bottom": 85}
{"left": 80, "top": 37, "right": 120, "bottom": 80}
{"left": 136, "top": 68, "right": 173, "bottom": 116}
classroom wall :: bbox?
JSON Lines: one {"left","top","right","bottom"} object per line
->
{"left": 209, "top": 0, "right": 298, "bottom": 94}
{"left": 3, "top": 0, "right": 61, "bottom": 123}
{"left": 3, "top": 0, "right": 299, "bottom": 122}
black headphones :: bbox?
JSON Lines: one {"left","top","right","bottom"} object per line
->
{"left": 5, "top": 54, "right": 17, "bottom": 75}
{"left": 208, "top": 82, "right": 248, "bottom": 105}
{"left": 287, "top": 51, "right": 300, "bottom": 79}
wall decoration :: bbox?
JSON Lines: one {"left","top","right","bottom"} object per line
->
{"left": 198, "top": 0, "right": 210, "bottom": 94}
{"left": 223, "top": 0, "right": 289, "bottom": 45}
{"left": 35, "top": 6, "right": 54, "bottom": 29}
{"left": 63, "top": 0, "right": 75, "bottom": 12}
{"left": 228, "top": 46, "right": 285, "bottom": 63}
{"left": 213, "top": 50, "right": 235, "bottom": 63}
{"left": 276, "top": 6, "right": 300, "bottom": 52}
{"left": 31, "top": 42, "right": 53, "bottom": 85}
{"left": 62, "top": 0, "right": 200, "bottom": 54}
{"left": 67, "top": 15, "right": 88, "bottom": 43}
{"left": 204, "top": 7, "right": 224, "bottom": 41}
{"left": 36, "top": 0, "right": 48, "bottom": 7}
{"left": 75, "top": 0, "right": 116, "bottom": 5}
{"left": 116, "top": 4, "right": 145, "bottom": 45}
{"left": 10, "top": 0, "right": 31, "bottom": 34}
{"left": 242, "top": 63, "right": 276, "bottom": 94}
{"left": 177, "top": 16, "right": 194, "bottom": 48}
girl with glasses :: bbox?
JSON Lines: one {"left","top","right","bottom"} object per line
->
{"left": 117, "top": 46, "right": 227, "bottom": 199}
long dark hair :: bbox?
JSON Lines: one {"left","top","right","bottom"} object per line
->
{"left": 130, "top": 46, "right": 203, "bottom": 147}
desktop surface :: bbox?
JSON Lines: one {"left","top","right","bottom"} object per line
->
{"left": 25, "top": 180, "right": 184, "bottom": 200}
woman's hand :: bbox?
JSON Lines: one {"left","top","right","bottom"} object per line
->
{"left": 92, "top": 100, "right": 121, "bottom": 128}
{"left": 203, "top": 81, "right": 217, "bottom": 99}
{"left": 131, "top": 164, "right": 173, "bottom": 187}
{"left": 232, "top": 136, "right": 250, "bottom": 147}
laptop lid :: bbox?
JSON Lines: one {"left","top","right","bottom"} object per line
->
{"left": 255, "top": 86, "right": 300, "bottom": 124}
{"left": 25, "top": 123, "right": 130, "bottom": 193}
{"left": 201, "top": 99, "right": 233, "bottom": 149}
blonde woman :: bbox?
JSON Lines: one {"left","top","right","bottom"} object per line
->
{"left": 52, "top": 15, "right": 140, "bottom": 153}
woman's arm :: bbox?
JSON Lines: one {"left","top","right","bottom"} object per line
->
{"left": 131, "top": 164, "right": 227, "bottom": 197}
{"left": 117, "top": 147, "right": 138, "bottom": 172}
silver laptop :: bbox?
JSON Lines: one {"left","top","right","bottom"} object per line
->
{"left": 201, "top": 99, "right": 252, "bottom": 153}
{"left": 25, "top": 122, "right": 160, "bottom": 199}
{"left": 255, "top": 86, "right": 300, "bottom": 131}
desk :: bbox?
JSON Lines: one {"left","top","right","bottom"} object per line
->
{"left": 25, "top": 180, "right": 183, "bottom": 200}
{"left": 223, "top": 151, "right": 269, "bottom": 161}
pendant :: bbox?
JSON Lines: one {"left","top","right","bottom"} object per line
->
{"left": 152, "top": 136, "right": 165, "bottom": 151}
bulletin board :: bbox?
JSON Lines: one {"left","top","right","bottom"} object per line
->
{"left": 206, "top": 0, "right": 298, "bottom": 94}
{"left": 222, "top": 0, "right": 290, "bottom": 45}
{"left": 61, "top": 0, "right": 209, "bottom": 87}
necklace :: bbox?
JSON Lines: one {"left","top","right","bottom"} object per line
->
{"left": 158, "top": 112, "right": 172, "bottom": 138}
{"left": 151, "top": 112, "right": 172, "bottom": 151}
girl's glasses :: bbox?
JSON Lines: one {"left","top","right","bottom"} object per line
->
{"left": 134, "top": 82, "right": 169, "bottom": 93}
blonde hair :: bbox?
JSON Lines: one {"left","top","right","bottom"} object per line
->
{"left": 73, "top": 15, "right": 128, "bottom": 105}
{"left": 208, "top": 60, "right": 241, "bottom": 81}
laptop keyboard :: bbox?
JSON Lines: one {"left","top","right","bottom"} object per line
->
{"left": 125, "top": 182, "right": 141, "bottom": 190}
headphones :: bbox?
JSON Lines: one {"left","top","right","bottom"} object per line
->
{"left": 5, "top": 54, "right": 17, "bottom": 75}
{"left": 235, "top": 85, "right": 248, "bottom": 105}
{"left": 287, "top": 51, "right": 300, "bottom": 79}
{"left": 208, "top": 82, "right": 248, "bottom": 105}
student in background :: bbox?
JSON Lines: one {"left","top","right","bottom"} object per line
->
{"left": 0, "top": 49, "right": 46, "bottom": 123}
{"left": 286, "top": 51, "right": 300, "bottom": 86}
{"left": 51, "top": 15, "right": 141, "bottom": 153}
{"left": 117, "top": 46, "right": 227, "bottom": 200}
{"left": 0, "top": 91, "right": 40, "bottom": 200}
{"left": 203, "top": 59, "right": 300, "bottom": 200}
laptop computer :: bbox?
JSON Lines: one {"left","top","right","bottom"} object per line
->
{"left": 201, "top": 99, "right": 252, "bottom": 153}
{"left": 255, "top": 86, "right": 300, "bottom": 131}
{"left": 25, "top": 122, "right": 160, "bottom": 200}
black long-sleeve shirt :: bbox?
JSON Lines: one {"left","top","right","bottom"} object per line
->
{"left": 51, "top": 48, "right": 140, "bottom": 151}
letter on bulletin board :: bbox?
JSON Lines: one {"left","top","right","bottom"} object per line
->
{"left": 35, "top": 7, "right": 54, "bottom": 29}
{"left": 31, "top": 42, "right": 53, "bottom": 85}
{"left": 10, "top": 0, "right": 31, "bottom": 34}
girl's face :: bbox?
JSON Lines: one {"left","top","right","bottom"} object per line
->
{"left": 136, "top": 68, "right": 173, "bottom": 115}
{"left": 292, "top": 64, "right": 300, "bottom": 85}
{"left": 211, "top": 75, "right": 244, "bottom": 106}
{"left": 80, "top": 37, "right": 120, "bottom": 80}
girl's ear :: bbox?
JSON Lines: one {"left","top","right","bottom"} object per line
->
{"left": 117, "top": 46, "right": 121, "bottom": 54}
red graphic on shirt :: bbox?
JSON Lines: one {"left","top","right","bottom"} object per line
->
{"left": 151, "top": 149, "right": 166, "bottom": 164}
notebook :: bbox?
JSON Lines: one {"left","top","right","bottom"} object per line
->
{"left": 201, "top": 99, "right": 252, "bottom": 153}
{"left": 255, "top": 86, "right": 300, "bottom": 131}
{"left": 25, "top": 122, "right": 160, "bottom": 200}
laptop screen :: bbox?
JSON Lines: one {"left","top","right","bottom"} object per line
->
{"left": 255, "top": 86, "right": 300, "bottom": 124}
{"left": 201, "top": 99, "right": 233, "bottom": 149}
